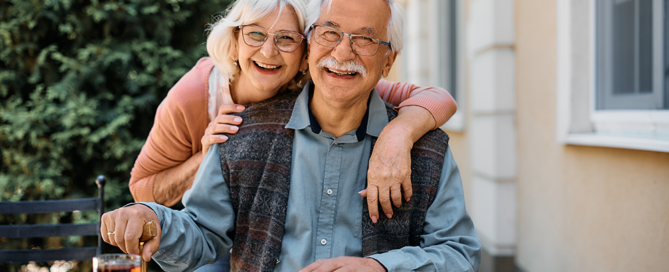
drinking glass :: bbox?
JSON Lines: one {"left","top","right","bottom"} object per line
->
{"left": 93, "top": 254, "right": 141, "bottom": 272}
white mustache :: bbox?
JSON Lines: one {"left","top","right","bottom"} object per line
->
{"left": 316, "top": 57, "right": 367, "bottom": 78}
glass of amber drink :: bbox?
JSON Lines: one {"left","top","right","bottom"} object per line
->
{"left": 93, "top": 254, "right": 141, "bottom": 272}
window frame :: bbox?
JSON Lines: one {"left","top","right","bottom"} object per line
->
{"left": 556, "top": 0, "right": 669, "bottom": 153}
{"left": 438, "top": 0, "right": 466, "bottom": 132}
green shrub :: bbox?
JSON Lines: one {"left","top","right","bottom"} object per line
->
{"left": 0, "top": 0, "right": 232, "bottom": 270}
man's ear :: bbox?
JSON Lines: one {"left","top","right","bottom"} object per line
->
{"left": 382, "top": 51, "right": 398, "bottom": 77}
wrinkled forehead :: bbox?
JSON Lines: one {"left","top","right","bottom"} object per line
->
{"left": 317, "top": 0, "right": 391, "bottom": 36}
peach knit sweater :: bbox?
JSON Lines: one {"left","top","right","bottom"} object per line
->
{"left": 129, "top": 58, "right": 455, "bottom": 202}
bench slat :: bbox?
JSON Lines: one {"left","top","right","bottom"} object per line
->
{"left": 0, "top": 198, "right": 100, "bottom": 214}
{"left": 0, "top": 223, "right": 99, "bottom": 238}
{"left": 0, "top": 247, "right": 99, "bottom": 262}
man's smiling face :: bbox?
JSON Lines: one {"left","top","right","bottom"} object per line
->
{"left": 307, "top": 0, "right": 397, "bottom": 106}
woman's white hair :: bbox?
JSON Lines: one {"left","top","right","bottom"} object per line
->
{"left": 304, "top": 0, "right": 404, "bottom": 54}
{"left": 207, "top": 0, "right": 308, "bottom": 81}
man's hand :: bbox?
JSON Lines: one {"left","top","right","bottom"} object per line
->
{"left": 299, "top": 257, "right": 387, "bottom": 272}
{"left": 201, "top": 104, "right": 245, "bottom": 158}
{"left": 100, "top": 205, "right": 162, "bottom": 262}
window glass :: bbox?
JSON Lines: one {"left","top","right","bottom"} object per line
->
{"left": 596, "top": 0, "right": 666, "bottom": 109}
{"left": 665, "top": 0, "right": 669, "bottom": 108}
{"left": 447, "top": 0, "right": 458, "bottom": 101}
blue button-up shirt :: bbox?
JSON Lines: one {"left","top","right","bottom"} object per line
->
{"left": 142, "top": 85, "right": 481, "bottom": 272}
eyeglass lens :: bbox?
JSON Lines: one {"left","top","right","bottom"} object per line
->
{"left": 312, "top": 25, "right": 383, "bottom": 56}
{"left": 241, "top": 25, "right": 303, "bottom": 53}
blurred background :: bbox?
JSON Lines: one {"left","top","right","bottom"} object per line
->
{"left": 389, "top": 0, "right": 669, "bottom": 271}
{"left": 0, "top": 0, "right": 233, "bottom": 270}
{"left": 1, "top": 0, "right": 668, "bottom": 271}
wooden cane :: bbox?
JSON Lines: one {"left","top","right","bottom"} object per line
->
{"left": 139, "top": 221, "right": 157, "bottom": 272}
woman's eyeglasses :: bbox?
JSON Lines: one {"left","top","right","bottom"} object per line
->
{"left": 238, "top": 25, "right": 305, "bottom": 53}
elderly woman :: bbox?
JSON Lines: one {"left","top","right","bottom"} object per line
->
{"left": 119, "top": 0, "right": 457, "bottom": 270}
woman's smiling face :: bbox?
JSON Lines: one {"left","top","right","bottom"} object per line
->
{"left": 233, "top": 5, "right": 306, "bottom": 98}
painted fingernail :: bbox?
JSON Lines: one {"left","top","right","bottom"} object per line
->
{"left": 358, "top": 189, "right": 366, "bottom": 194}
{"left": 386, "top": 213, "right": 392, "bottom": 219}
{"left": 234, "top": 117, "right": 242, "bottom": 122}
{"left": 372, "top": 216, "right": 377, "bottom": 223}
{"left": 237, "top": 106, "right": 245, "bottom": 110}
{"left": 406, "top": 197, "right": 411, "bottom": 202}
{"left": 220, "top": 136, "right": 228, "bottom": 140}
{"left": 231, "top": 126, "right": 238, "bottom": 131}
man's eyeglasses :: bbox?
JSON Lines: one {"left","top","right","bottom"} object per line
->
{"left": 309, "top": 25, "right": 392, "bottom": 57}
{"left": 238, "top": 25, "right": 305, "bottom": 53}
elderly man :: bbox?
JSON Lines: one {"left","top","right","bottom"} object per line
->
{"left": 101, "top": 0, "right": 481, "bottom": 271}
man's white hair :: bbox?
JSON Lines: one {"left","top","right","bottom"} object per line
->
{"left": 304, "top": 0, "right": 404, "bottom": 54}
{"left": 206, "top": 0, "right": 308, "bottom": 81}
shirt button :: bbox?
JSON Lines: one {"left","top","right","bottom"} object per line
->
{"left": 320, "top": 239, "right": 327, "bottom": 245}
{"left": 327, "top": 189, "right": 333, "bottom": 195}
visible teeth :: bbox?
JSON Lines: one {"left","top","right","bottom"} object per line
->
{"left": 327, "top": 68, "right": 355, "bottom": 76}
{"left": 255, "top": 62, "right": 279, "bottom": 69}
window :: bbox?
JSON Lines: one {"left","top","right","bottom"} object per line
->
{"left": 442, "top": 0, "right": 459, "bottom": 102}
{"left": 556, "top": 0, "right": 669, "bottom": 153}
{"left": 402, "top": 0, "right": 465, "bottom": 131}
{"left": 595, "top": 0, "right": 667, "bottom": 110}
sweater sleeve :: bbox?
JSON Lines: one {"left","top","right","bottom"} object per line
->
{"left": 375, "top": 79, "right": 456, "bottom": 129}
{"left": 129, "top": 58, "right": 213, "bottom": 202}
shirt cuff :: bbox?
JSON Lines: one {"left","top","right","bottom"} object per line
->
{"left": 396, "top": 97, "right": 448, "bottom": 130}
{"left": 369, "top": 251, "right": 414, "bottom": 272}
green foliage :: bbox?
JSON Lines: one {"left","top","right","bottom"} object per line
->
{"left": 0, "top": 0, "right": 232, "bottom": 269}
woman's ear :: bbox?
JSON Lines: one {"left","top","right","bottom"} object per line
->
{"left": 300, "top": 48, "right": 309, "bottom": 72}
{"left": 229, "top": 38, "right": 239, "bottom": 62}
{"left": 229, "top": 48, "right": 238, "bottom": 63}
{"left": 300, "top": 57, "right": 309, "bottom": 72}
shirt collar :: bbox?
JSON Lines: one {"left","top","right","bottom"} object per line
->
{"left": 286, "top": 81, "right": 389, "bottom": 141}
